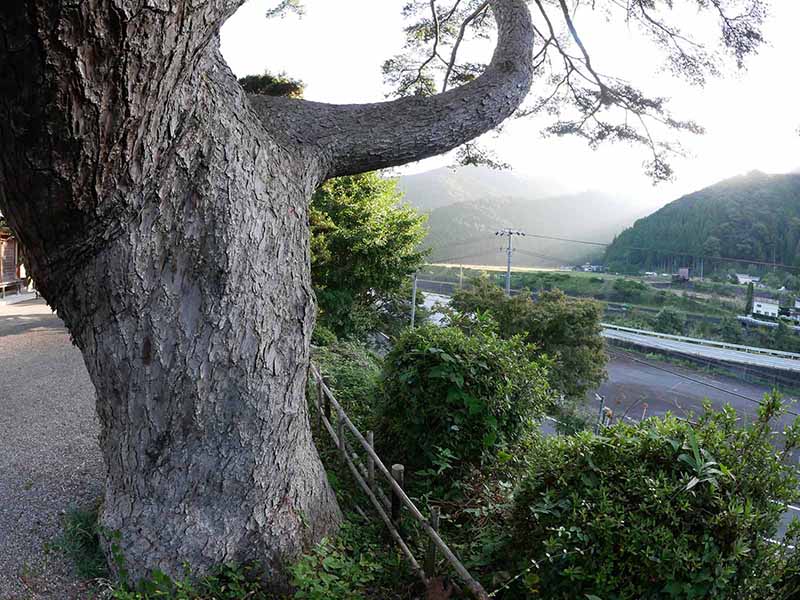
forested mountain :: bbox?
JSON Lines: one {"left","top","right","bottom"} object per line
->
{"left": 604, "top": 171, "right": 800, "bottom": 273}
{"left": 398, "top": 167, "right": 660, "bottom": 267}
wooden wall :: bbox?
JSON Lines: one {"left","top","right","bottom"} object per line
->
{"left": 0, "top": 236, "right": 18, "bottom": 284}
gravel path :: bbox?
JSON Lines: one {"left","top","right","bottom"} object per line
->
{"left": 0, "top": 299, "right": 103, "bottom": 599}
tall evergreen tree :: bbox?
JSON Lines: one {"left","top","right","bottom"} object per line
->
{"left": 746, "top": 282, "right": 755, "bottom": 314}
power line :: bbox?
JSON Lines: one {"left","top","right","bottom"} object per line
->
{"left": 428, "top": 250, "right": 500, "bottom": 265}
{"left": 516, "top": 248, "right": 575, "bottom": 265}
{"left": 515, "top": 233, "right": 800, "bottom": 272}
{"left": 429, "top": 233, "right": 495, "bottom": 250}
{"left": 518, "top": 232, "right": 608, "bottom": 247}
{"left": 430, "top": 230, "right": 800, "bottom": 273}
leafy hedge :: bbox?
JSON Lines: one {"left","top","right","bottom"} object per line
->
{"left": 312, "top": 341, "right": 382, "bottom": 430}
{"left": 451, "top": 279, "right": 607, "bottom": 402}
{"left": 508, "top": 394, "right": 800, "bottom": 599}
{"left": 377, "top": 324, "right": 551, "bottom": 472}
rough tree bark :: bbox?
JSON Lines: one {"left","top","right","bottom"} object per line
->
{"left": 0, "top": 0, "right": 533, "bottom": 586}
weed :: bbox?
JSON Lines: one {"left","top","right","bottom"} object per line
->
{"left": 55, "top": 503, "right": 108, "bottom": 580}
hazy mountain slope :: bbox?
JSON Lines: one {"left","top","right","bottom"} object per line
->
{"left": 396, "top": 165, "right": 568, "bottom": 211}
{"left": 603, "top": 171, "right": 800, "bottom": 273}
{"left": 396, "top": 166, "right": 660, "bottom": 267}
{"left": 419, "top": 192, "right": 658, "bottom": 267}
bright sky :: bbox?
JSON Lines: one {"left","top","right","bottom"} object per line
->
{"left": 220, "top": 1, "right": 800, "bottom": 204}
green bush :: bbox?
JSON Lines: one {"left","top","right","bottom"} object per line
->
{"left": 654, "top": 306, "right": 686, "bottom": 335}
{"left": 452, "top": 281, "right": 607, "bottom": 402}
{"left": 611, "top": 278, "right": 648, "bottom": 303}
{"left": 377, "top": 324, "right": 551, "bottom": 472}
{"left": 508, "top": 394, "right": 800, "bottom": 599}
{"left": 311, "top": 324, "right": 338, "bottom": 347}
{"left": 289, "top": 519, "right": 411, "bottom": 600}
{"left": 312, "top": 341, "right": 382, "bottom": 430}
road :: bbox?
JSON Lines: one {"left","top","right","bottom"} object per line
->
{"left": 426, "top": 289, "right": 800, "bottom": 374}
{"left": 603, "top": 327, "right": 800, "bottom": 373}
{"left": 424, "top": 291, "right": 800, "bottom": 537}
{"left": 589, "top": 351, "right": 796, "bottom": 429}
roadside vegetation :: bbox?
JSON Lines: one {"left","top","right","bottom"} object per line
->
{"left": 420, "top": 265, "right": 741, "bottom": 316}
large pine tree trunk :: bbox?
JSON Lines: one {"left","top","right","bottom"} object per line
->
{"left": 0, "top": 0, "right": 533, "bottom": 585}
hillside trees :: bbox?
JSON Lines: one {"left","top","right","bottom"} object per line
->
{"left": 605, "top": 172, "right": 800, "bottom": 274}
{"left": 0, "top": 0, "right": 535, "bottom": 585}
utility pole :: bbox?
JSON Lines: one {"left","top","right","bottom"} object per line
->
{"left": 495, "top": 229, "right": 525, "bottom": 296}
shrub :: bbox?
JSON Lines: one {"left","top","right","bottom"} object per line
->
{"left": 654, "top": 306, "right": 685, "bottom": 335}
{"left": 312, "top": 341, "right": 382, "bottom": 430}
{"left": 611, "top": 278, "right": 648, "bottom": 303}
{"left": 377, "top": 324, "right": 551, "bottom": 472}
{"left": 289, "top": 519, "right": 411, "bottom": 600}
{"left": 311, "top": 324, "right": 338, "bottom": 347}
{"left": 508, "top": 394, "right": 800, "bottom": 599}
{"left": 453, "top": 281, "right": 607, "bottom": 402}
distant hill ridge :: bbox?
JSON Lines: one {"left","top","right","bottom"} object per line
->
{"left": 397, "top": 166, "right": 661, "bottom": 267}
{"left": 603, "top": 171, "right": 800, "bottom": 273}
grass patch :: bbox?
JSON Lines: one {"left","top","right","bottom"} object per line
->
{"left": 56, "top": 503, "right": 108, "bottom": 580}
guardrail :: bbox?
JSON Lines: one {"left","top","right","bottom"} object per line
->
{"left": 602, "top": 323, "right": 800, "bottom": 361}
{"left": 309, "top": 364, "right": 490, "bottom": 599}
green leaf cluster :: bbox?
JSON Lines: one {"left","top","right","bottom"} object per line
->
{"left": 312, "top": 340, "right": 382, "bottom": 431}
{"left": 376, "top": 323, "right": 552, "bottom": 473}
{"left": 508, "top": 394, "right": 800, "bottom": 599}
{"left": 238, "top": 71, "right": 305, "bottom": 98}
{"left": 289, "top": 519, "right": 409, "bottom": 600}
{"left": 451, "top": 278, "right": 607, "bottom": 401}
{"left": 310, "top": 173, "right": 427, "bottom": 337}
{"left": 109, "top": 564, "right": 266, "bottom": 600}
{"left": 654, "top": 306, "right": 686, "bottom": 335}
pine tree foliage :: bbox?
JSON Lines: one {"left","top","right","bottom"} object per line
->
{"left": 604, "top": 172, "right": 800, "bottom": 273}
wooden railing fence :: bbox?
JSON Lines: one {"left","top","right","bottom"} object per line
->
{"left": 309, "top": 363, "right": 490, "bottom": 600}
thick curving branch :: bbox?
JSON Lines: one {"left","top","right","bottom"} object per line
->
{"left": 247, "top": 0, "right": 534, "bottom": 180}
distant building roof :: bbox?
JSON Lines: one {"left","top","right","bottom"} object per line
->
{"left": 754, "top": 297, "right": 778, "bottom": 306}
{"left": 736, "top": 273, "right": 760, "bottom": 283}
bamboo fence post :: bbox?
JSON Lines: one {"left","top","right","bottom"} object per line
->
{"left": 367, "top": 431, "right": 375, "bottom": 489}
{"left": 424, "top": 506, "right": 441, "bottom": 578}
{"left": 391, "top": 464, "right": 405, "bottom": 525}
{"left": 338, "top": 412, "right": 346, "bottom": 461}
{"left": 315, "top": 375, "right": 323, "bottom": 432}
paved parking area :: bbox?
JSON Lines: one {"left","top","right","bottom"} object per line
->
{"left": 0, "top": 299, "right": 102, "bottom": 599}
